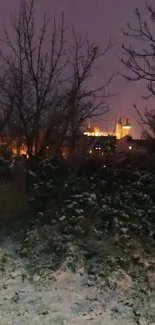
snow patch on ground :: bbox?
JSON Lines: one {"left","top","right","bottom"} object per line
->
{"left": 0, "top": 236, "right": 155, "bottom": 325}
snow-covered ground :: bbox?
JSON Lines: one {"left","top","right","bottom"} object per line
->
{"left": 0, "top": 235, "right": 155, "bottom": 325}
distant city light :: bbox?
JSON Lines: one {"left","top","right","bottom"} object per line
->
{"left": 129, "top": 146, "right": 132, "bottom": 150}
{"left": 89, "top": 150, "right": 92, "bottom": 154}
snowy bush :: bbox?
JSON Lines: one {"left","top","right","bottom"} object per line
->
{"left": 19, "top": 160, "right": 155, "bottom": 276}
{"left": 25, "top": 161, "right": 155, "bottom": 237}
{"left": 0, "top": 156, "right": 12, "bottom": 178}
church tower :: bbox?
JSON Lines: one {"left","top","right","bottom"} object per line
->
{"left": 122, "top": 118, "right": 131, "bottom": 137}
{"left": 115, "top": 117, "right": 123, "bottom": 139}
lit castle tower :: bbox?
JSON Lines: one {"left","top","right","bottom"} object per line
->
{"left": 115, "top": 117, "right": 123, "bottom": 139}
{"left": 115, "top": 117, "right": 131, "bottom": 139}
{"left": 122, "top": 118, "right": 131, "bottom": 137}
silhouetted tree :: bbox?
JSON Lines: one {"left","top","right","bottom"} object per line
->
{"left": 0, "top": 0, "right": 114, "bottom": 157}
{"left": 0, "top": 72, "right": 15, "bottom": 133}
{"left": 121, "top": 3, "right": 155, "bottom": 137}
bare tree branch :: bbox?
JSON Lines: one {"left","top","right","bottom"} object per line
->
{"left": 121, "top": 2, "right": 155, "bottom": 138}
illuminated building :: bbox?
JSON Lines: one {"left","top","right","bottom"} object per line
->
{"left": 84, "top": 117, "right": 131, "bottom": 139}
{"left": 83, "top": 126, "right": 112, "bottom": 137}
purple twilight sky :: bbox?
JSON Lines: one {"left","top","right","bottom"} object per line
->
{"left": 0, "top": 0, "right": 155, "bottom": 138}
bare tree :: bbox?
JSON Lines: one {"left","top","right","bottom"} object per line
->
{"left": 47, "top": 30, "right": 114, "bottom": 156}
{"left": 0, "top": 71, "right": 15, "bottom": 132}
{"left": 0, "top": 0, "right": 67, "bottom": 157}
{"left": 121, "top": 3, "right": 155, "bottom": 137}
{"left": 0, "top": 0, "right": 113, "bottom": 158}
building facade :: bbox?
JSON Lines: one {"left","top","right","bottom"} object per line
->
{"left": 84, "top": 117, "right": 131, "bottom": 139}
